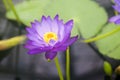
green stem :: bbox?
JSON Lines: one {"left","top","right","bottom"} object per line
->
{"left": 84, "top": 0, "right": 119, "bottom": 43}
{"left": 84, "top": 27, "right": 120, "bottom": 43}
{"left": 54, "top": 57, "right": 64, "bottom": 80}
{"left": 7, "top": 0, "right": 21, "bottom": 25}
{"left": 66, "top": 47, "right": 70, "bottom": 80}
{"left": 2, "top": 0, "right": 10, "bottom": 11}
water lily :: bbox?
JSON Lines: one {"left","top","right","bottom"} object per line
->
{"left": 24, "top": 15, "right": 78, "bottom": 60}
{"left": 109, "top": 0, "right": 120, "bottom": 24}
{"left": 113, "top": 0, "right": 120, "bottom": 12}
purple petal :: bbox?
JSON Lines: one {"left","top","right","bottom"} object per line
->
{"left": 26, "top": 27, "right": 44, "bottom": 46}
{"left": 24, "top": 40, "right": 39, "bottom": 49}
{"left": 114, "top": 0, "right": 120, "bottom": 6}
{"left": 28, "top": 49, "right": 44, "bottom": 54}
{"left": 49, "top": 39, "right": 57, "bottom": 46}
{"left": 61, "top": 20, "right": 73, "bottom": 42}
{"left": 55, "top": 18, "right": 72, "bottom": 42}
{"left": 113, "top": 5, "right": 120, "bottom": 12}
{"left": 35, "top": 18, "right": 51, "bottom": 37}
{"left": 63, "top": 35, "right": 78, "bottom": 46}
{"left": 28, "top": 47, "right": 51, "bottom": 54}
{"left": 57, "top": 21, "right": 65, "bottom": 41}
{"left": 45, "top": 51, "right": 57, "bottom": 60}
{"left": 109, "top": 15, "right": 120, "bottom": 24}
{"left": 53, "top": 36, "right": 78, "bottom": 52}
{"left": 26, "top": 27, "right": 36, "bottom": 35}
{"left": 26, "top": 24, "right": 43, "bottom": 40}
{"left": 41, "top": 16, "right": 47, "bottom": 22}
{"left": 54, "top": 14, "right": 59, "bottom": 20}
{"left": 52, "top": 46, "right": 67, "bottom": 52}
{"left": 26, "top": 34, "right": 49, "bottom": 46}
{"left": 50, "top": 16, "right": 59, "bottom": 34}
{"left": 26, "top": 34, "right": 41, "bottom": 43}
{"left": 65, "top": 20, "right": 73, "bottom": 29}
{"left": 24, "top": 41, "right": 47, "bottom": 50}
{"left": 29, "top": 16, "right": 52, "bottom": 38}
{"left": 65, "top": 20, "right": 73, "bottom": 35}
{"left": 33, "top": 20, "right": 41, "bottom": 27}
{"left": 46, "top": 16, "right": 52, "bottom": 27}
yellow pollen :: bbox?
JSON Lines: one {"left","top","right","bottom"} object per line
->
{"left": 43, "top": 32, "right": 58, "bottom": 43}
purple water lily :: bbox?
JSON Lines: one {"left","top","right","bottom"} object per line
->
{"left": 109, "top": 0, "right": 120, "bottom": 24}
{"left": 113, "top": 0, "right": 120, "bottom": 12}
{"left": 24, "top": 15, "right": 78, "bottom": 60}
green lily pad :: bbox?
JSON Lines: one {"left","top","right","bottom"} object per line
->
{"left": 6, "top": 0, "right": 50, "bottom": 26}
{"left": 6, "top": 0, "right": 107, "bottom": 37}
{"left": 95, "top": 23, "right": 120, "bottom": 59}
{"left": 44, "top": 0, "right": 108, "bottom": 38}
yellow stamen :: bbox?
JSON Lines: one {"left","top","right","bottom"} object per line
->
{"left": 43, "top": 32, "right": 58, "bottom": 43}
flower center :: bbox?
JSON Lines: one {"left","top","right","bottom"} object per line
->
{"left": 43, "top": 32, "right": 58, "bottom": 43}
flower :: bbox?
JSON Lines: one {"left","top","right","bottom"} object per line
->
{"left": 24, "top": 15, "right": 78, "bottom": 60}
{"left": 109, "top": 15, "right": 120, "bottom": 24}
{"left": 109, "top": 0, "right": 120, "bottom": 24}
{"left": 113, "top": 0, "right": 120, "bottom": 12}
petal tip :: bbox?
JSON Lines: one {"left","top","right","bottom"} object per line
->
{"left": 42, "top": 15, "right": 47, "bottom": 20}
{"left": 109, "top": 16, "right": 120, "bottom": 24}
{"left": 65, "top": 19, "right": 74, "bottom": 26}
{"left": 54, "top": 14, "right": 60, "bottom": 21}
{"left": 45, "top": 52, "right": 57, "bottom": 60}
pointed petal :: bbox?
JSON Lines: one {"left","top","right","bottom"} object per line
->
{"left": 109, "top": 15, "right": 120, "bottom": 24}
{"left": 65, "top": 20, "right": 73, "bottom": 32}
{"left": 57, "top": 19, "right": 65, "bottom": 41}
{"left": 45, "top": 51, "right": 57, "bottom": 60}
{"left": 26, "top": 34, "right": 48, "bottom": 46}
{"left": 54, "top": 14, "right": 59, "bottom": 20}
{"left": 26, "top": 23, "right": 43, "bottom": 40}
{"left": 28, "top": 47, "right": 50, "bottom": 54}
{"left": 114, "top": 0, "right": 120, "bottom": 6}
{"left": 24, "top": 40, "right": 47, "bottom": 50}
{"left": 36, "top": 17, "right": 51, "bottom": 36}
{"left": 26, "top": 27, "right": 36, "bottom": 34}
{"left": 113, "top": 5, "right": 120, "bottom": 12}
{"left": 28, "top": 49, "right": 44, "bottom": 54}
{"left": 24, "top": 40, "right": 39, "bottom": 49}
{"left": 51, "top": 17, "right": 59, "bottom": 34}
{"left": 26, "top": 34, "right": 40, "bottom": 42}
{"left": 53, "top": 46, "right": 67, "bottom": 52}
{"left": 41, "top": 16, "right": 47, "bottom": 22}
{"left": 61, "top": 20, "right": 73, "bottom": 42}
{"left": 63, "top": 35, "right": 78, "bottom": 46}
{"left": 46, "top": 16, "right": 52, "bottom": 25}
{"left": 53, "top": 36, "right": 78, "bottom": 52}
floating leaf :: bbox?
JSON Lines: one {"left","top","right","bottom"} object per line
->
{"left": 0, "top": 35, "right": 26, "bottom": 50}
{"left": 6, "top": 0, "right": 50, "bottom": 26}
{"left": 6, "top": 0, "right": 107, "bottom": 37}
{"left": 44, "top": 0, "right": 108, "bottom": 38}
{"left": 95, "top": 23, "right": 120, "bottom": 59}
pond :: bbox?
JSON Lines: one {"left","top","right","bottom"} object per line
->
{"left": 0, "top": 0, "right": 120, "bottom": 80}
